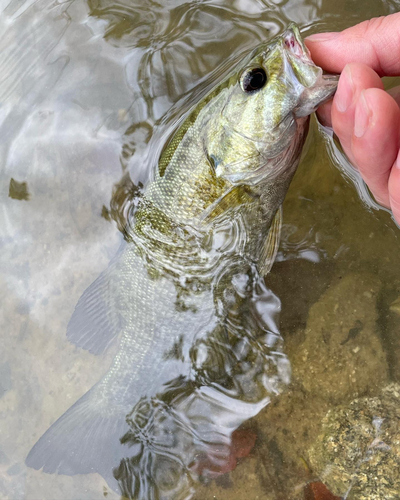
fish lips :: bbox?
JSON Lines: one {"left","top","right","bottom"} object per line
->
{"left": 294, "top": 72, "right": 338, "bottom": 117}
{"left": 281, "top": 24, "right": 339, "bottom": 116}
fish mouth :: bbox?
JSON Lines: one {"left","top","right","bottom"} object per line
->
{"left": 281, "top": 23, "right": 339, "bottom": 108}
{"left": 282, "top": 24, "right": 313, "bottom": 64}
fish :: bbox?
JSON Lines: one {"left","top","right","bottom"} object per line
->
{"left": 26, "top": 24, "right": 337, "bottom": 499}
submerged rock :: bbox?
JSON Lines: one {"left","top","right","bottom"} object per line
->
{"left": 292, "top": 273, "right": 388, "bottom": 403}
{"left": 307, "top": 383, "right": 400, "bottom": 499}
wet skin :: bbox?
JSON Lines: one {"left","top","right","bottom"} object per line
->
{"left": 306, "top": 12, "right": 400, "bottom": 224}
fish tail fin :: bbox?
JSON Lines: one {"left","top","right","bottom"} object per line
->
{"left": 26, "top": 384, "right": 128, "bottom": 488}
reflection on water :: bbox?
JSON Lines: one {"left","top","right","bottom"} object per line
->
{"left": 2, "top": 0, "right": 400, "bottom": 499}
{"left": 26, "top": 213, "right": 287, "bottom": 499}
{"left": 110, "top": 272, "right": 284, "bottom": 500}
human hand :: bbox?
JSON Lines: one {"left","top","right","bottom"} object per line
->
{"left": 305, "top": 14, "right": 400, "bottom": 223}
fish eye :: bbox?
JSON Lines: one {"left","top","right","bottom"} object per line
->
{"left": 241, "top": 68, "right": 267, "bottom": 93}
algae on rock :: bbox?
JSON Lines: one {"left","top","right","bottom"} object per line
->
{"left": 307, "top": 383, "right": 400, "bottom": 499}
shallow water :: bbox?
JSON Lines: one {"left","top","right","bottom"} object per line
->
{"left": 2, "top": 0, "right": 400, "bottom": 499}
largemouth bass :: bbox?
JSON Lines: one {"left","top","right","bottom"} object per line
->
{"left": 26, "top": 24, "right": 337, "bottom": 499}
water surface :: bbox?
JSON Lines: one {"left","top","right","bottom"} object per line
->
{"left": 1, "top": 0, "right": 400, "bottom": 499}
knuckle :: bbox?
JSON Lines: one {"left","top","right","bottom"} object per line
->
{"left": 358, "top": 16, "right": 386, "bottom": 37}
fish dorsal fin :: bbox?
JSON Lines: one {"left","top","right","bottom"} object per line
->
{"left": 258, "top": 206, "right": 282, "bottom": 276}
{"left": 66, "top": 244, "right": 131, "bottom": 355}
{"left": 67, "top": 264, "right": 120, "bottom": 355}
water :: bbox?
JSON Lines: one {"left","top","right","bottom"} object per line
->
{"left": 1, "top": 0, "right": 400, "bottom": 499}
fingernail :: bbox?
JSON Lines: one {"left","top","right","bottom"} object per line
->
{"left": 389, "top": 195, "right": 400, "bottom": 223}
{"left": 396, "top": 151, "right": 400, "bottom": 170}
{"left": 335, "top": 66, "right": 354, "bottom": 113}
{"left": 354, "top": 91, "right": 372, "bottom": 138}
{"left": 306, "top": 32, "right": 340, "bottom": 42}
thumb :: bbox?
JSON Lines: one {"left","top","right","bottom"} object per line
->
{"left": 305, "top": 13, "right": 400, "bottom": 76}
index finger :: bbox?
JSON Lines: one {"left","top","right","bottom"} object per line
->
{"left": 305, "top": 13, "right": 400, "bottom": 76}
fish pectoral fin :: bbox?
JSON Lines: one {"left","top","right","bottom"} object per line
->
{"left": 257, "top": 206, "right": 282, "bottom": 276}
{"left": 202, "top": 185, "right": 256, "bottom": 222}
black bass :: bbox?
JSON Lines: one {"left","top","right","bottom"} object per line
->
{"left": 26, "top": 24, "right": 337, "bottom": 499}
